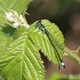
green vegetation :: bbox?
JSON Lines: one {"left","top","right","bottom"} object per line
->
{"left": 0, "top": 0, "right": 80, "bottom": 80}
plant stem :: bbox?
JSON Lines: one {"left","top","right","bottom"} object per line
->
{"left": 64, "top": 47, "right": 80, "bottom": 64}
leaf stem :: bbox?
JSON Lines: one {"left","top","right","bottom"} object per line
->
{"left": 64, "top": 47, "right": 80, "bottom": 64}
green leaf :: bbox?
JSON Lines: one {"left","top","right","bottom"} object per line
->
{"left": 0, "top": 29, "right": 14, "bottom": 57}
{"left": 28, "top": 19, "right": 65, "bottom": 68}
{"left": 0, "top": 25, "right": 16, "bottom": 57}
{"left": 0, "top": 26, "right": 45, "bottom": 80}
{"left": 0, "top": 0, "right": 32, "bottom": 26}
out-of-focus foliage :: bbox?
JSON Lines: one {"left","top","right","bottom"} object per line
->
{"left": 27, "top": 0, "right": 78, "bottom": 23}
{"left": 47, "top": 72, "right": 80, "bottom": 80}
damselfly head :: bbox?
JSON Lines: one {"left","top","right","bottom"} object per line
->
{"left": 36, "top": 20, "right": 41, "bottom": 26}
{"left": 36, "top": 20, "right": 46, "bottom": 32}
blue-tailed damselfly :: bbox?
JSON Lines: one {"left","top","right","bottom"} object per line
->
{"left": 36, "top": 20, "right": 65, "bottom": 68}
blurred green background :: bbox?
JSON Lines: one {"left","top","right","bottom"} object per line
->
{"left": 26, "top": 0, "right": 80, "bottom": 79}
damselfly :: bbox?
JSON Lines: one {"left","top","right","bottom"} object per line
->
{"left": 36, "top": 20, "right": 65, "bottom": 68}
